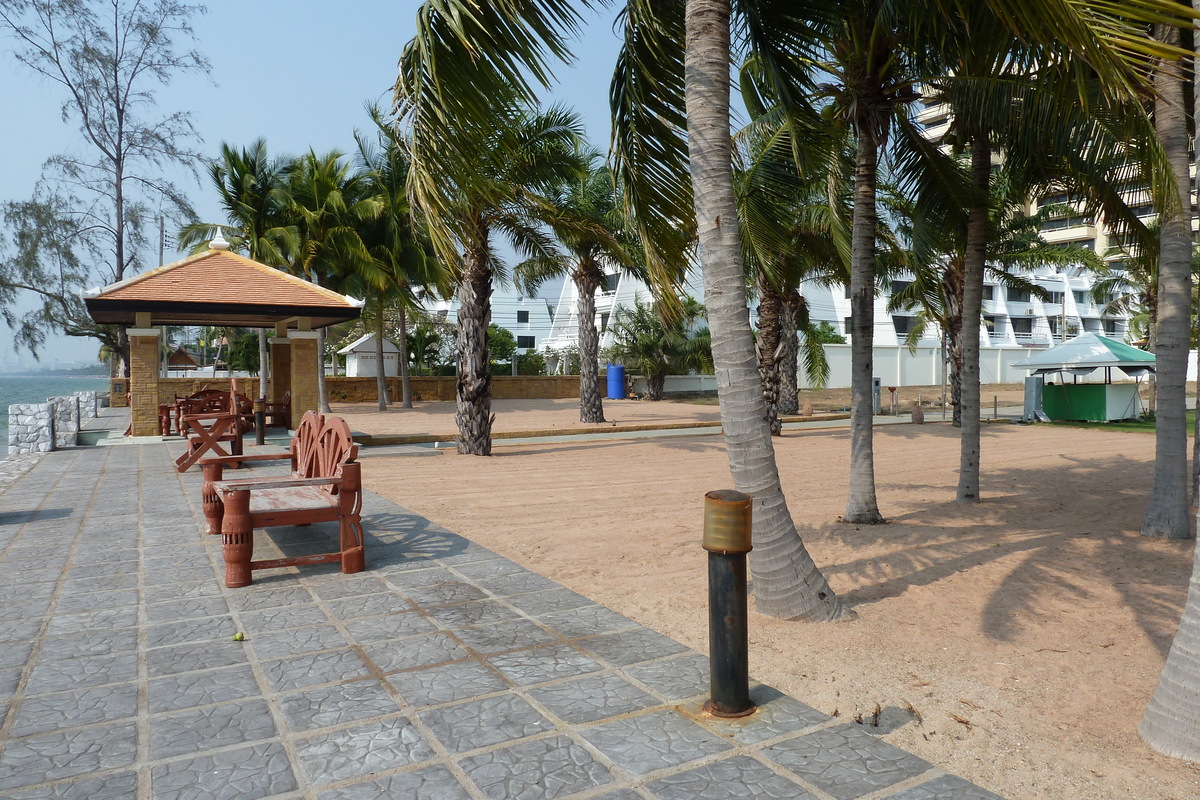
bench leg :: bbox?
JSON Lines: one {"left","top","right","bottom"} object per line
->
{"left": 220, "top": 490, "right": 254, "bottom": 588}
{"left": 339, "top": 477, "right": 365, "bottom": 575}
{"left": 200, "top": 463, "right": 224, "bottom": 536}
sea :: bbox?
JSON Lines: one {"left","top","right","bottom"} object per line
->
{"left": 0, "top": 374, "right": 111, "bottom": 446}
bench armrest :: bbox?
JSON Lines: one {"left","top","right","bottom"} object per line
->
{"left": 200, "top": 452, "right": 291, "bottom": 466}
{"left": 215, "top": 475, "right": 342, "bottom": 493}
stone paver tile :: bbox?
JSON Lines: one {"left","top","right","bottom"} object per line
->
{"left": 387, "top": 659, "right": 509, "bottom": 709}
{"left": 591, "top": 792, "right": 644, "bottom": 800}
{"left": 459, "top": 734, "right": 612, "bottom": 800}
{"left": 324, "top": 593, "right": 411, "bottom": 621}
{"left": 0, "top": 668, "right": 21, "bottom": 695}
{"left": 144, "top": 580, "right": 221, "bottom": 605}
{"left": 150, "top": 699, "right": 278, "bottom": 759}
{"left": 261, "top": 648, "right": 372, "bottom": 692}
{"left": 44, "top": 607, "right": 137, "bottom": 637}
{"left": 1, "top": 568, "right": 62, "bottom": 588}
{"left": 295, "top": 716, "right": 434, "bottom": 784}
{"left": 150, "top": 741, "right": 297, "bottom": 800}
{"left": 145, "top": 596, "right": 231, "bottom": 625}
{"left": 379, "top": 566, "right": 457, "bottom": 591}
{"left": 0, "top": 721, "right": 137, "bottom": 789}
{"left": 58, "top": 574, "right": 138, "bottom": 596}
{"left": 316, "top": 764, "right": 471, "bottom": 800}
{"left": 763, "top": 724, "right": 933, "bottom": 800}
{"left": 145, "top": 617, "right": 236, "bottom": 649}
{"left": 65, "top": 560, "right": 134, "bottom": 580}
{"left": 53, "top": 589, "right": 138, "bottom": 615}
{"left": 578, "top": 709, "right": 732, "bottom": 776}
{"left": 238, "top": 602, "right": 330, "bottom": 633}
{"left": 487, "top": 643, "right": 604, "bottom": 687}
{"left": 0, "top": 619, "right": 44, "bottom": 646}
{"left": 148, "top": 665, "right": 262, "bottom": 714}
{"left": 419, "top": 694, "right": 555, "bottom": 754}
{"left": 361, "top": 632, "right": 468, "bottom": 674}
{"left": 11, "top": 682, "right": 138, "bottom": 737}
{"left": 454, "top": 619, "right": 559, "bottom": 655}
{"left": 449, "top": 558, "right": 526, "bottom": 580}
{"left": 342, "top": 611, "right": 437, "bottom": 644}
{"left": 37, "top": 629, "right": 139, "bottom": 664}
{"left": 646, "top": 755, "right": 818, "bottom": 799}
{"left": 0, "top": 582, "right": 55, "bottom": 602}
{"left": 404, "top": 581, "right": 488, "bottom": 608}
{"left": 249, "top": 624, "right": 348, "bottom": 661}
{"left": 0, "top": 640, "right": 34, "bottom": 670}
{"left": 529, "top": 673, "right": 659, "bottom": 725}
{"left": 504, "top": 588, "right": 595, "bottom": 617}
{"left": 538, "top": 605, "right": 640, "bottom": 639}
{"left": 0, "top": 599, "right": 50, "bottom": 624}
{"left": 471, "top": 571, "right": 560, "bottom": 597}
{"left": 147, "top": 641, "right": 248, "bottom": 677}
{"left": 578, "top": 629, "right": 689, "bottom": 667}
{"left": 24, "top": 652, "right": 137, "bottom": 696}
{"left": 425, "top": 600, "right": 521, "bottom": 630}
{"left": 887, "top": 774, "right": 1006, "bottom": 799}
{"left": 143, "top": 566, "right": 215, "bottom": 587}
{"left": 1, "top": 771, "right": 138, "bottom": 799}
{"left": 228, "top": 585, "right": 314, "bottom": 612}
{"left": 701, "top": 687, "right": 828, "bottom": 744}
{"left": 627, "top": 654, "right": 709, "bottom": 703}
{"left": 277, "top": 679, "right": 402, "bottom": 733}
{"left": 307, "top": 576, "right": 390, "bottom": 601}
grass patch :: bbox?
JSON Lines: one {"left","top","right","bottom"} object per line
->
{"left": 1049, "top": 409, "right": 1195, "bottom": 433}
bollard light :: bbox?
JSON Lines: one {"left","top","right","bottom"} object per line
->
{"left": 254, "top": 396, "right": 266, "bottom": 446}
{"left": 702, "top": 489, "right": 756, "bottom": 719}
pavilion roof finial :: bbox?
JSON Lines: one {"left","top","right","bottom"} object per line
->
{"left": 210, "top": 233, "right": 231, "bottom": 251}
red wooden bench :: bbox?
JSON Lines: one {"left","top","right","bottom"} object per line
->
{"left": 174, "top": 383, "right": 248, "bottom": 472}
{"left": 199, "top": 411, "right": 365, "bottom": 588}
{"left": 263, "top": 390, "right": 291, "bottom": 430}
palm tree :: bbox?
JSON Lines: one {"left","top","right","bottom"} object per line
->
{"left": 517, "top": 157, "right": 638, "bottom": 423}
{"left": 606, "top": 296, "right": 711, "bottom": 399}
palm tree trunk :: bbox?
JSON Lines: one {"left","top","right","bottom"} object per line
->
{"left": 398, "top": 303, "right": 413, "bottom": 408}
{"left": 574, "top": 259, "right": 605, "bottom": 423}
{"left": 778, "top": 292, "right": 800, "bottom": 415}
{"left": 375, "top": 315, "right": 389, "bottom": 411}
{"left": 1142, "top": 23, "right": 1191, "bottom": 540}
{"left": 958, "top": 141, "right": 988, "bottom": 502}
{"left": 845, "top": 128, "right": 884, "bottom": 524}
{"left": 317, "top": 328, "right": 331, "bottom": 413}
{"left": 455, "top": 237, "right": 493, "bottom": 455}
{"left": 685, "top": 0, "right": 845, "bottom": 621}
{"left": 755, "top": 273, "right": 783, "bottom": 435}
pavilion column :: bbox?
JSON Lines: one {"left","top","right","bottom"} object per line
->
{"left": 127, "top": 327, "right": 161, "bottom": 437}
{"left": 289, "top": 330, "right": 320, "bottom": 419}
{"left": 269, "top": 336, "right": 292, "bottom": 404}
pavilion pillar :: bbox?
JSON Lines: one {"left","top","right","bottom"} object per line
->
{"left": 289, "top": 330, "right": 320, "bottom": 419}
{"left": 127, "top": 327, "right": 162, "bottom": 437}
{"left": 269, "top": 336, "right": 292, "bottom": 404}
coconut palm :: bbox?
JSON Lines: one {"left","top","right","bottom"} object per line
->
{"left": 606, "top": 296, "right": 711, "bottom": 399}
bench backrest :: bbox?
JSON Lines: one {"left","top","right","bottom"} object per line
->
{"left": 290, "top": 411, "right": 358, "bottom": 493}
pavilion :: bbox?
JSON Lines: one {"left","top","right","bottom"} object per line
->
{"left": 84, "top": 236, "right": 362, "bottom": 436}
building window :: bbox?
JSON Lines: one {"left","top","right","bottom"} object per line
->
{"left": 516, "top": 335, "right": 536, "bottom": 349}
{"left": 1072, "top": 290, "right": 1089, "bottom": 305}
{"left": 890, "top": 280, "right": 911, "bottom": 296}
{"left": 983, "top": 315, "right": 998, "bottom": 334}
{"left": 1103, "top": 319, "right": 1122, "bottom": 337}
{"left": 892, "top": 315, "right": 915, "bottom": 335}
{"left": 601, "top": 273, "right": 620, "bottom": 294}
{"left": 517, "top": 310, "right": 529, "bottom": 324}
{"left": 1047, "top": 291, "right": 1064, "bottom": 305}
{"left": 1007, "top": 287, "right": 1031, "bottom": 304}
{"left": 844, "top": 284, "right": 852, "bottom": 299}
{"left": 600, "top": 313, "right": 610, "bottom": 332}
{"left": 843, "top": 316, "right": 853, "bottom": 335}
{"left": 1011, "top": 317, "right": 1033, "bottom": 335}
{"left": 982, "top": 285, "right": 994, "bottom": 301}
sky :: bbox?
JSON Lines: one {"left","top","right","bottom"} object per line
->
{"left": 0, "top": 0, "right": 627, "bottom": 366}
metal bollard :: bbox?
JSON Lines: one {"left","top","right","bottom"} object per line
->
{"left": 254, "top": 397, "right": 266, "bottom": 446}
{"left": 702, "top": 490, "right": 756, "bottom": 718}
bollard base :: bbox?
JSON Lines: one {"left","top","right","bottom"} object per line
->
{"left": 702, "top": 698, "right": 757, "bottom": 719}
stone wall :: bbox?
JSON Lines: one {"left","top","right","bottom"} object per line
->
{"left": 324, "top": 376, "right": 581, "bottom": 404}
{"left": 156, "top": 377, "right": 262, "bottom": 404}
{"left": 7, "top": 403, "right": 55, "bottom": 455}
{"left": 74, "top": 391, "right": 99, "bottom": 419}
{"left": 48, "top": 396, "right": 81, "bottom": 448}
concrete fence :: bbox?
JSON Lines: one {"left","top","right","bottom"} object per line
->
{"left": 7, "top": 390, "right": 105, "bottom": 455}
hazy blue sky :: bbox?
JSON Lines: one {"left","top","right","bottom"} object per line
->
{"left": 1, "top": 1, "right": 626, "bottom": 365}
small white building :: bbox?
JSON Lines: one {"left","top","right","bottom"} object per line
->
{"left": 338, "top": 334, "right": 400, "bottom": 377}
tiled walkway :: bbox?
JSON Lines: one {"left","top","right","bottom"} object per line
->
{"left": 0, "top": 411, "right": 1004, "bottom": 799}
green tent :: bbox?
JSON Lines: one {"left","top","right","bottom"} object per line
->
{"left": 1012, "top": 333, "right": 1153, "bottom": 421}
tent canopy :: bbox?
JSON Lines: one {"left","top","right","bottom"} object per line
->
{"left": 1012, "top": 333, "right": 1154, "bottom": 374}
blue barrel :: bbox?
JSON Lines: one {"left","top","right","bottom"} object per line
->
{"left": 606, "top": 364, "right": 626, "bottom": 400}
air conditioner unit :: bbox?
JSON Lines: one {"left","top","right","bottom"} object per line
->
{"left": 1025, "top": 308, "right": 1033, "bottom": 315}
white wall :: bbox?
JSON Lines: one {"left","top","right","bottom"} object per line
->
{"left": 799, "top": 344, "right": 1054, "bottom": 389}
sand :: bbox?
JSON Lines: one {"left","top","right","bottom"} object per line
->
{"left": 340, "top": 397, "right": 1200, "bottom": 800}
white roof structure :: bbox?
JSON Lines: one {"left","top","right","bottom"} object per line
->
{"left": 1012, "top": 333, "right": 1155, "bottom": 377}
{"left": 337, "top": 333, "right": 399, "bottom": 355}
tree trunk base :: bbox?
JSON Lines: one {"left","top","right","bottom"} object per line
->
{"left": 842, "top": 510, "right": 885, "bottom": 525}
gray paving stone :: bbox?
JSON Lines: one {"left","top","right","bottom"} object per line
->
{"left": 52, "top": 590, "right": 137, "bottom": 616}
{"left": 325, "top": 592, "right": 411, "bottom": 620}
{"left": 487, "top": 643, "right": 604, "bottom": 687}
{"left": 379, "top": 565, "right": 458, "bottom": 590}
{"left": 295, "top": 716, "right": 434, "bottom": 784}
{"left": 701, "top": 686, "right": 829, "bottom": 744}
{"left": 146, "top": 641, "right": 249, "bottom": 677}
{"left": 66, "top": 560, "right": 134, "bottom": 580}
{"left": 37, "top": 629, "right": 138, "bottom": 663}
{"left": 504, "top": 588, "right": 595, "bottom": 617}
{"left": 145, "top": 596, "right": 230, "bottom": 624}
{"left": 343, "top": 610, "right": 438, "bottom": 644}
{"left": 144, "top": 580, "right": 221, "bottom": 605}
{"left": 278, "top": 678, "right": 402, "bottom": 732}
{"left": 646, "top": 754, "right": 818, "bottom": 799}
{"left": 144, "top": 566, "right": 214, "bottom": 586}
{"left": 0, "top": 640, "right": 34, "bottom": 670}
{"left": 453, "top": 619, "right": 559, "bottom": 655}
{"left": 145, "top": 616, "right": 236, "bottom": 648}
{"left": 529, "top": 673, "right": 659, "bottom": 725}
{"left": 150, "top": 741, "right": 297, "bottom": 800}
{"left": 261, "top": 648, "right": 372, "bottom": 692}
{"left": 308, "top": 576, "right": 390, "bottom": 601}
{"left": 538, "top": 605, "right": 640, "bottom": 639}
{"left": 0, "top": 668, "right": 20, "bottom": 695}
{"left": 238, "top": 602, "right": 331, "bottom": 633}
{"left": 459, "top": 733, "right": 613, "bottom": 800}
{"left": 0, "top": 568, "right": 61, "bottom": 587}
{"left": 0, "top": 582, "right": 56, "bottom": 602}
{"left": 626, "top": 653, "right": 710, "bottom": 702}
{"left": 420, "top": 693, "right": 555, "bottom": 754}
{"left": 450, "top": 558, "right": 526, "bottom": 579}
{"left": 0, "top": 771, "right": 138, "bottom": 799}
{"left": 578, "top": 709, "right": 732, "bottom": 775}
{"left": 316, "top": 764, "right": 471, "bottom": 800}
{"left": 0, "top": 619, "right": 44, "bottom": 645}
{"left": 228, "top": 584, "right": 314, "bottom": 612}
{"left": 887, "top": 774, "right": 1006, "bottom": 799}
{"left": 10, "top": 682, "right": 138, "bottom": 737}
{"left": 24, "top": 652, "right": 137, "bottom": 696}
{"left": 387, "top": 659, "right": 510, "bottom": 709}
{"left": 405, "top": 581, "right": 488, "bottom": 607}
{"left": 148, "top": 665, "right": 262, "bottom": 714}
{"left": 578, "top": 628, "right": 689, "bottom": 667}
{"left": 763, "top": 724, "right": 933, "bottom": 800}
{"left": 0, "top": 599, "right": 51, "bottom": 623}
{"left": 361, "top": 632, "right": 468, "bottom": 674}
{"left": 150, "top": 699, "right": 278, "bottom": 759}
{"left": 472, "top": 571, "right": 563, "bottom": 598}
{"left": 425, "top": 600, "right": 522, "bottom": 629}
{"left": 591, "top": 791, "right": 645, "bottom": 800}
{"left": 0, "top": 721, "right": 137, "bottom": 789}
{"left": 249, "top": 623, "right": 348, "bottom": 661}
{"left": 59, "top": 574, "right": 137, "bottom": 595}
{"left": 44, "top": 607, "right": 137, "bottom": 637}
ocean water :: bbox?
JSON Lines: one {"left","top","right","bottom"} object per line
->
{"left": 0, "top": 375, "right": 110, "bottom": 445}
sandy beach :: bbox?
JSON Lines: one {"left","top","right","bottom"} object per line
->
{"left": 337, "top": 396, "right": 1200, "bottom": 800}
